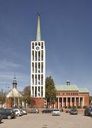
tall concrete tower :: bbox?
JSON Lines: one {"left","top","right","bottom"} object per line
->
{"left": 31, "top": 15, "right": 45, "bottom": 98}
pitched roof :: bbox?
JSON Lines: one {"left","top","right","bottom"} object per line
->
{"left": 79, "top": 88, "right": 89, "bottom": 93}
{"left": 6, "top": 88, "right": 22, "bottom": 98}
{"left": 56, "top": 84, "right": 79, "bottom": 91}
{"left": 56, "top": 82, "right": 89, "bottom": 93}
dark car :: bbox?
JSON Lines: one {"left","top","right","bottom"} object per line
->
{"left": 0, "top": 108, "right": 16, "bottom": 119}
{"left": 0, "top": 114, "right": 3, "bottom": 123}
{"left": 84, "top": 106, "right": 92, "bottom": 116}
{"left": 69, "top": 108, "right": 78, "bottom": 115}
{"left": 42, "top": 109, "right": 53, "bottom": 113}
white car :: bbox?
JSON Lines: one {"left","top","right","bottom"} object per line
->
{"left": 52, "top": 109, "right": 61, "bottom": 116}
{"left": 13, "top": 108, "right": 23, "bottom": 117}
{"left": 21, "top": 109, "right": 27, "bottom": 115}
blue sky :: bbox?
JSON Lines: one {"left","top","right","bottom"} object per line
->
{"left": 0, "top": 0, "right": 92, "bottom": 93}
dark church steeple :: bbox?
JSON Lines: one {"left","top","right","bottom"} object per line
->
{"left": 12, "top": 77, "right": 17, "bottom": 89}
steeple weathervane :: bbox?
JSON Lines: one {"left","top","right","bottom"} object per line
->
{"left": 36, "top": 14, "right": 41, "bottom": 41}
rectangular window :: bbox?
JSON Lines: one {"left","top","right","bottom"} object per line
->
{"left": 38, "top": 86, "right": 40, "bottom": 96}
{"left": 41, "top": 42, "right": 43, "bottom": 49}
{"left": 32, "top": 86, "right": 34, "bottom": 97}
{"left": 35, "top": 86, "right": 37, "bottom": 97}
{"left": 41, "top": 86, "right": 43, "bottom": 97}
{"left": 32, "top": 51, "right": 34, "bottom": 61}
{"left": 32, "top": 43, "right": 34, "bottom": 49}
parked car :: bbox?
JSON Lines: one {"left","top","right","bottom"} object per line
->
{"left": 30, "top": 108, "right": 39, "bottom": 113}
{"left": 84, "top": 106, "right": 92, "bottom": 116}
{"left": 13, "top": 108, "right": 23, "bottom": 116}
{"left": 52, "top": 109, "right": 61, "bottom": 116}
{"left": 0, "top": 108, "right": 16, "bottom": 119}
{"left": 21, "top": 109, "right": 27, "bottom": 115}
{"left": 69, "top": 108, "right": 78, "bottom": 115}
{"left": 0, "top": 114, "right": 3, "bottom": 123}
{"left": 65, "top": 109, "right": 70, "bottom": 113}
{"left": 42, "top": 109, "right": 53, "bottom": 113}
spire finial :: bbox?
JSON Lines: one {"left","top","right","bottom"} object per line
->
{"left": 36, "top": 14, "right": 41, "bottom": 41}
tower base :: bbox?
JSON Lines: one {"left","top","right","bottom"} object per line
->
{"left": 31, "top": 98, "right": 45, "bottom": 108}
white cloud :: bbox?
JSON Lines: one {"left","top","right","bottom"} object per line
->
{"left": 0, "top": 59, "right": 21, "bottom": 70}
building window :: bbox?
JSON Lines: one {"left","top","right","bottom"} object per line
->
{"left": 41, "top": 86, "right": 43, "bottom": 97}
{"left": 35, "top": 86, "right": 37, "bottom": 97}
{"left": 32, "top": 43, "right": 34, "bottom": 49}
{"left": 35, "top": 42, "right": 37, "bottom": 46}
{"left": 41, "top": 42, "right": 43, "bottom": 49}
{"left": 38, "top": 42, "right": 40, "bottom": 46}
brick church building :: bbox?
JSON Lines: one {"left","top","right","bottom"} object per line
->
{"left": 56, "top": 81, "right": 89, "bottom": 109}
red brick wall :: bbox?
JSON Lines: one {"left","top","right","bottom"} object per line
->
{"left": 56, "top": 90, "right": 90, "bottom": 107}
{"left": 31, "top": 98, "right": 45, "bottom": 108}
{"left": 6, "top": 98, "right": 13, "bottom": 108}
{"left": 79, "top": 93, "right": 89, "bottom": 106}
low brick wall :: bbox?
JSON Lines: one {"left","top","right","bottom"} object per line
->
{"left": 31, "top": 98, "right": 45, "bottom": 108}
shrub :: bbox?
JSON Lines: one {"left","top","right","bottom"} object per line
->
{"left": 83, "top": 106, "right": 87, "bottom": 109}
{"left": 77, "top": 106, "right": 81, "bottom": 109}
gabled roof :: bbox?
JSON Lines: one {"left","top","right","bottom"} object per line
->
{"left": 6, "top": 88, "right": 22, "bottom": 98}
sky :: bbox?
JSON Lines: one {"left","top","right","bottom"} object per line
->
{"left": 0, "top": 0, "right": 92, "bottom": 93}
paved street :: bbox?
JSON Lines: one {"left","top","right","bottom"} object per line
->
{"left": 0, "top": 112, "right": 92, "bottom": 128}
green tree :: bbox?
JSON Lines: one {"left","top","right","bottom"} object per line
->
{"left": 23, "top": 86, "right": 31, "bottom": 106}
{"left": 0, "top": 89, "right": 6, "bottom": 105}
{"left": 45, "top": 76, "right": 56, "bottom": 107}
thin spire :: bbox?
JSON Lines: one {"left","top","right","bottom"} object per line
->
{"left": 36, "top": 14, "right": 41, "bottom": 41}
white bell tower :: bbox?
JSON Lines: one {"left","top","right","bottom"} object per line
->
{"left": 31, "top": 15, "right": 45, "bottom": 98}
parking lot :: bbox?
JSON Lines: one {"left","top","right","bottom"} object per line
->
{"left": 0, "top": 112, "right": 92, "bottom": 128}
